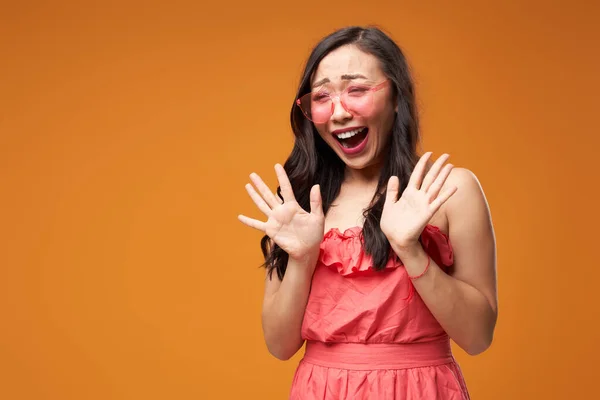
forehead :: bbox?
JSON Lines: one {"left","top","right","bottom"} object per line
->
{"left": 312, "top": 44, "right": 384, "bottom": 84}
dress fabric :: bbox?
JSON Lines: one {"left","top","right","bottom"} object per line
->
{"left": 289, "top": 225, "right": 470, "bottom": 400}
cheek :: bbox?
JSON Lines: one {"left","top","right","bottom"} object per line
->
{"left": 315, "top": 125, "right": 332, "bottom": 142}
{"left": 380, "top": 99, "right": 396, "bottom": 124}
{"left": 381, "top": 108, "right": 396, "bottom": 133}
{"left": 369, "top": 105, "right": 395, "bottom": 136}
{"left": 369, "top": 95, "right": 394, "bottom": 120}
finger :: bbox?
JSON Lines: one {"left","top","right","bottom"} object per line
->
{"left": 385, "top": 176, "right": 400, "bottom": 204}
{"left": 274, "top": 164, "right": 296, "bottom": 203}
{"left": 421, "top": 153, "right": 450, "bottom": 192}
{"left": 250, "top": 172, "right": 282, "bottom": 208}
{"left": 430, "top": 186, "right": 458, "bottom": 211}
{"left": 427, "top": 163, "right": 454, "bottom": 200}
{"left": 407, "top": 152, "right": 433, "bottom": 189}
{"left": 309, "top": 184, "right": 323, "bottom": 216}
{"left": 245, "top": 183, "right": 271, "bottom": 216}
{"left": 237, "top": 214, "right": 267, "bottom": 232}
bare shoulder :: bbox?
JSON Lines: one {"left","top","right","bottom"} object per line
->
{"left": 442, "top": 167, "right": 490, "bottom": 220}
{"left": 446, "top": 167, "right": 484, "bottom": 197}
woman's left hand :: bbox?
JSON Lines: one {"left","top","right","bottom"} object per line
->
{"left": 381, "top": 152, "right": 458, "bottom": 253}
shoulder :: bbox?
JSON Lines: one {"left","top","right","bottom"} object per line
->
{"left": 444, "top": 167, "right": 484, "bottom": 205}
{"left": 446, "top": 167, "right": 482, "bottom": 193}
{"left": 443, "top": 167, "right": 488, "bottom": 217}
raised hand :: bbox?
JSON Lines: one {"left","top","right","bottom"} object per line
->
{"left": 381, "top": 152, "right": 458, "bottom": 251}
{"left": 238, "top": 164, "right": 325, "bottom": 262}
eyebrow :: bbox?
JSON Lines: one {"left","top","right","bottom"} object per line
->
{"left": 312, "top": 74, "right": 368, "bottom": 88}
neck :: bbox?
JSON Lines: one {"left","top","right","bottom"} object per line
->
{"left": 343, "top": 162, "right": 382, "bottom": 189}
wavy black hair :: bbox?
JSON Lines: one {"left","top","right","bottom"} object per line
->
{"left": 262, "top": 26, "right": 421, "bottom": 280}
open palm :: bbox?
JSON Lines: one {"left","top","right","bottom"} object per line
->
{"left": 238, "top": 164, "right": 325, "bottom": 261}
{"left": 381, "top": 152, "right": 458, "bottom": 249}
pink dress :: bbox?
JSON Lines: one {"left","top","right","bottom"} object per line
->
{"left": 290, "top": 225, "right": 470, "bottom": 399}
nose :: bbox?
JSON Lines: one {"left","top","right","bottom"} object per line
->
{"left": 330, "top": 95, "right": 352, "bottom": 123}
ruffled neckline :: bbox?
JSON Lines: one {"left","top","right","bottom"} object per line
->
{"left": 318, "top": 224, "right": 454, "bottom": 277}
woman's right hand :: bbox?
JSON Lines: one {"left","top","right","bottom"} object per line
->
{"left": 238, "top": 164, "right": 325, "bottom": 264}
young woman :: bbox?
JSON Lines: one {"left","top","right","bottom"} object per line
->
{"left": 238, "top": 26, "right": 497, "bottom": 400}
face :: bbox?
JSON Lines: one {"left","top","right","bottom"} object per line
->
{"left": 309, "top": 44, "right": 396, "bottom": 171}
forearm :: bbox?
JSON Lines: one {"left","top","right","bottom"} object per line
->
{"left": 396, "top": 244, "right": 497, "bottom": 355}
{"left": 261, "top": 258, "right": 315, "bottom": 360}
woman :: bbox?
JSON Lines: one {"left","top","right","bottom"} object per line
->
{"left": 238, "top": 26, "right": 497, "bottom": 400}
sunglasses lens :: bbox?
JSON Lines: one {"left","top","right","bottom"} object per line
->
{"left": 298, "top": 92, "right": 331, "bottom": 123}
{"left": 342, "top": 86, "right": 375, "bottom": 116}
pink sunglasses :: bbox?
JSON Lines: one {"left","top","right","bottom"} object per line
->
{"left": 296, "top": 80, "right": 389, "bottom": 123}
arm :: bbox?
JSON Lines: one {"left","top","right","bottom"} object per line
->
{"left": 261, "top": 255, "right": 316, "bottom": 360}
{"left": 391, "top": 168, "right": 498, "bottom": 355}
{"left": 238, "top": 165, "right": 324, "bottom": 361}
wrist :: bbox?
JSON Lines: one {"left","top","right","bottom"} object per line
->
{"left": 390, "top": 241, "right": 432, "bottom": 279}
{"left": 285, "top": 260, "right": 317, "bottom": 285}
{"left": 390, "top": 239, "right": 423, "bottom": 260}
{"left": 288, "top": 249, "right": 320, "bottom": 272}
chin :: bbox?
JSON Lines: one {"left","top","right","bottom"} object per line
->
{"left": 338, "top": 153, "right": 376, "bottom": 170}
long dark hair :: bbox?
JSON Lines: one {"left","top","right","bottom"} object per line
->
{"left": 262, "top": 26, "right": 421, "bottom": 280}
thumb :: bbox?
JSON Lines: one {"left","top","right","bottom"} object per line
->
{"left": 309, "top": 184, "right": 324, "bottom": 216}
{"left": 385, "top": 176, "right": 400, "bottom": 204}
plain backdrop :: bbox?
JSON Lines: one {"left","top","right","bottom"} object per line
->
{"left": 1, "top": 0, "right": 598, "bottom": 398}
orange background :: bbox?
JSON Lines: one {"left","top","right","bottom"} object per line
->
{"left": 1, "top": 1, "right": 598, "bottom": 399}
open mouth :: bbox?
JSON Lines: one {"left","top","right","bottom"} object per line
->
{"left": 334, "top": 127, "right": 369, "bottom": 149}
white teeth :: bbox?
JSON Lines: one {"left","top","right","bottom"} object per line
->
{"left": 335, "top": 128, "right": 365, "bottom": 139}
